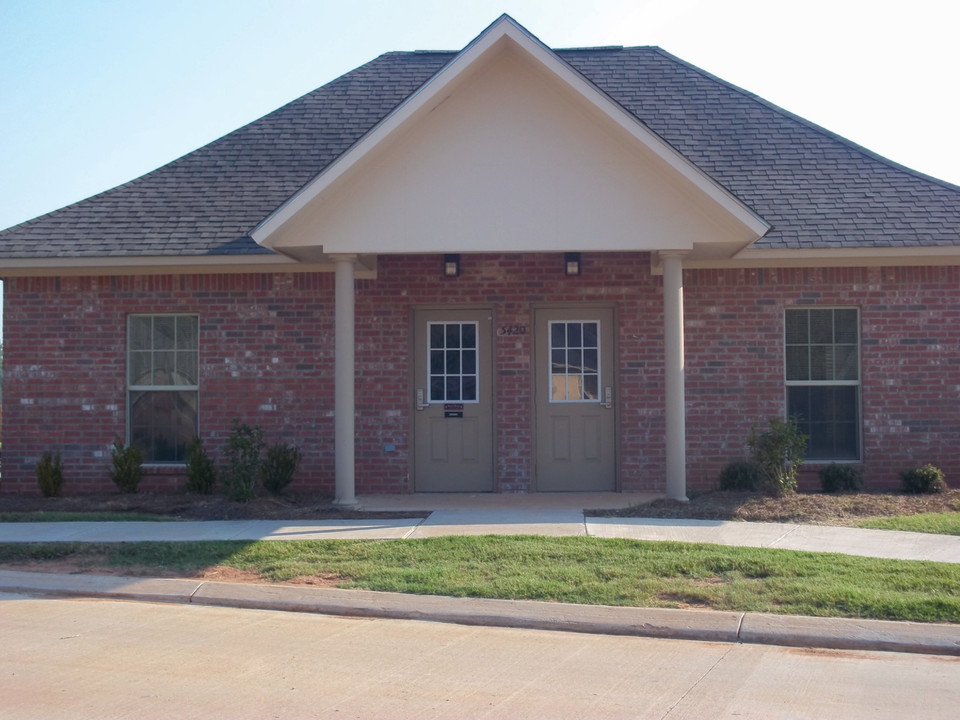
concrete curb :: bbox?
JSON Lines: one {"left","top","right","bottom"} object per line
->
{"left": 3, "top": 569, "right": 959, "bottom": 656}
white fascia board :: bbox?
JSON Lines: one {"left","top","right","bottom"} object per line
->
{"left": 0, "top": 254, "right": 378, "bottom": 278}
{"left": 252, "top": 14, "right": 770, "bottom": 248}
{"left": 668, "top": 245, "right": 960, "bottom": 271}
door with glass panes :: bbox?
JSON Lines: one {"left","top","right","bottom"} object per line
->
{"left": 413, "top": 309, "right": 494, "bottom": 492}
{"left": 534, "top": 307, "right": 616, "bottom": 491}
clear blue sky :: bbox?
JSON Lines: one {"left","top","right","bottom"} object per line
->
{"left": 1, "top": 0, "right": 959, "bottom": 232}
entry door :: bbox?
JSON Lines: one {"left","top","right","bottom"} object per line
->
{"left": 534, "top": 308, "right": 616, "bottom": 491}
{"left": 413, "top": 309, "right": 494, "bottom": 492}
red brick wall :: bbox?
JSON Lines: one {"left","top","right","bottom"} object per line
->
{"left": 1, "top": 273, "right": 337, "bottom": 494}
{"left": 684, "top": 265, "right": 960, "bottom": 490}
{"left": 2, "top": 259, "right": 957, "bottom": 495}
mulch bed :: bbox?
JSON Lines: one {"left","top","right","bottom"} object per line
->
{"left": 1, "top": 489, "right": 958, "bottom": 524}
{"left": 601, "top": 489, "right": 960, "bottom": 524}
{"left": 0, "top": 491, "right": 428, "bottom": 521}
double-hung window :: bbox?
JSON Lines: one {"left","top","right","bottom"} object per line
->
{"left": 785, "top": 308, "right": 860, "bottom": 460}
{"left": 128, "top": 315, "right": 199, "bottom": 463}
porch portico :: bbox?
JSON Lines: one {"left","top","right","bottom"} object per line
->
{"left": 252, "top": 17, "right": 768, "bottom": 503}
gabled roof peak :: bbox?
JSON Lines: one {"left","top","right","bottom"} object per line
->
{"left": 252, "top": 15, "right": 767, "bottom": 249}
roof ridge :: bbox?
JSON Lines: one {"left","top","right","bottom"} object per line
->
{"left": 648, "top": 47, "right": 960, "bottom": 194}
{"left": 555, "top": 45, "right": 624, "bottom": 52}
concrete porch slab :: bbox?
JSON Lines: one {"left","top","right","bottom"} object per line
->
{"left": 357, "top": 492, "right": 661, "bottom": 512}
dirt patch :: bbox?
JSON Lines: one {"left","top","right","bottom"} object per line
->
{"left": 195, "top": 566, "right": 346, "bottom": 588}
{"left": 0, "top": 560, "right": 348, "bottom": 588}
{"left": 0, "top": 491, "right": 428, "bottom": 521}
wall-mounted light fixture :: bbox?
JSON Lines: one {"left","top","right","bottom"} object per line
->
{"left": 564, "top": 252, "right": 582, "bottom": 276}
{"left": 443, "top": 253, "right": 461, "bottom": 277}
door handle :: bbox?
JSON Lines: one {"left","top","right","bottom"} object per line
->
{"left": 416, "top": 388, "right": 429, "bottom": 411}
{"left": 601, "top": 386, "right": 613, "bottom": 409}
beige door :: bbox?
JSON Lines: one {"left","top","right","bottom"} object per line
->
{"left": 413, "top": 309, "right": 494, "bottom": 492}
{"left": 534, "top": 307, "right": 616, "bottom": 491}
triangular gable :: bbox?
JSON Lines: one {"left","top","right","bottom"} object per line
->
{"left": 252, "top": 15, "right": 769, "bottom": 261}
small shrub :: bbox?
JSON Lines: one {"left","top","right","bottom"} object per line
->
{"left": 746, "top": 417, "right": 807, "bottom": 495}
{"left": 110, "top": 440, "right": 144, "bottom": 494}
{"left": 261, "top": 442, "right": 302, "bottom": 495}
{"left": 900, "top": 464, "right": 948, "bottom": 494}
{"left": 185, "top": 437, "right": 217, "bottom": 495}
{"left": 36, "top": 451, "right": 64, "bottom": 498}
{"left": 220, "top": 421, "right": 264, "bottom": 502}
{"left": 819, "top": 463, "right": 864, "bottom": 493}
{"left": 718, "top": 461, "right": 764, "bottom": 491}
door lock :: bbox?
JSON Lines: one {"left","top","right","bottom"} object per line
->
{"left": 601, "top": 386, "right": 613, "bottom": 409}
{"left": 416, "top": 388, "right": 429, "bottom": 411}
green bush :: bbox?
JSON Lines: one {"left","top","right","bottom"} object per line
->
{"left": 900, "top": 464, "right": 948, "bottom": 494}
{"left": 185, "top": 437, "right": 217, "bottom": 495}
{"left": 220, "top": 421, "right": 264, "bottom": 502}
{"left": 819, "top": 463, "right": 864, "bottom": 493}
{"left": 261, "top": 442, "right": 302, "bottom": 495}
{"left": 110, "top": 440, "right": 144, "bottom": 494}
{"left": 36, "top": 451, "right": 64, "bottom": 498}
{"left": 718, "top": 461, "right": 764, "bottom": 491}
{"left": 746, "top": 417, "right": 807, "bottom": 495}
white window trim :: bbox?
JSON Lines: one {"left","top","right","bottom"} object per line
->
{"left": 426, "top": 320, "right": 481, "bottom": 405}
{"left": 548, "top": 319, "right": 603, "bottom": 404}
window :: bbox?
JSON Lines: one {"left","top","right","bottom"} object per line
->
{"left": 427, "top": 322, "right": 478, "bottom": 403}
{"left": 785, "top": 308, "right": 860, "bottom": 460}
{"left": 128, "top": 315, "right": 198, "bottom": 462}
{"left": 550, "top": 320, "right": 600, "bottom": 402}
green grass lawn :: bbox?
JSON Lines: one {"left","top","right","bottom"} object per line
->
{"left": 2, "top": 536, "right": 958, "bottom": 624}
{"left": 857, "top": 512, "right": 960, "bottom": 536}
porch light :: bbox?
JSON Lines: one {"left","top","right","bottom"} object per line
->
{"left": 564, "top": 252, "right": 582, "bottom": 276}
{"left": 443, "top": 254, "right": 461, "bottom": 277}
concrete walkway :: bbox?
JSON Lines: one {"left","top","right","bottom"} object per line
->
{"left": 1, "top": 500, "right": 958, "bottom": 563}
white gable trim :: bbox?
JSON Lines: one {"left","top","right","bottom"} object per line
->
{"left": 252, "top": 15, "right": 769, "bottom": 249}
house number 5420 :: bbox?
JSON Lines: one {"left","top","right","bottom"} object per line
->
{"left": 498, "top": 325, "right": 528, "bottom": 336}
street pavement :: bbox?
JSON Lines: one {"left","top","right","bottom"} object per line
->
{"left": 3, "top": 593, "right": 958, "bottom": 719}
{"left": 2, "top": 493, "right": 959, "bottom": 659}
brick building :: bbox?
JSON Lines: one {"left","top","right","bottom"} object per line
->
{"left": 1, "top": 17, "right": 958, "bottom": 500}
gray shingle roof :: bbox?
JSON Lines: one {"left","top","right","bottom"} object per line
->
{"left": 2, "top": 46, "right": 958, "bottom": 259}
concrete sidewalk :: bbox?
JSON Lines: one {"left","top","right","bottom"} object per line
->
{"left": 1, "top": 511, "right": 959, "bottom": 563}
{"left": 2, "top": 568, "right": 959, "bottom": 657}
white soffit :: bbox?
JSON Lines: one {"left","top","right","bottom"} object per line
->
{"left": 252, "top": 14, "right": 769, "bottom": 255}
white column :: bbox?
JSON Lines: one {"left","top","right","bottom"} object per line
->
{"left": 333, "top": 255, "right": 358, "bottom": 507}
{"left": 662, "top": 252, "right": 689, "bottom": 502}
